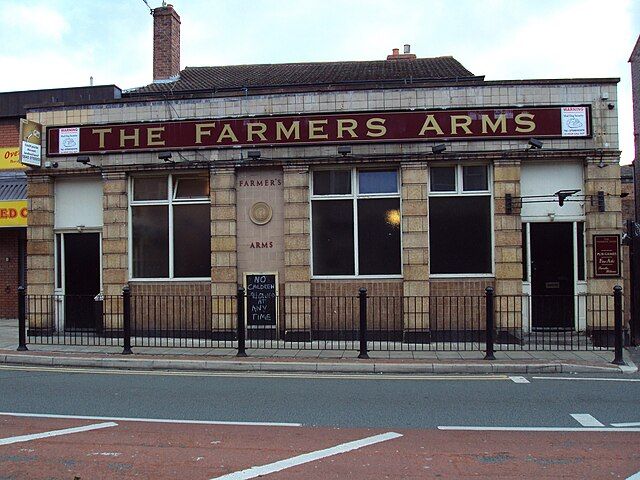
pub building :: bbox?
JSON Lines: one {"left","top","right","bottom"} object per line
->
{"left": 23, "top": 4, "right": 625, "bottom": 342}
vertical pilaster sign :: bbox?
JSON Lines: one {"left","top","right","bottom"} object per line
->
{"left": 19, "top": 119, "right": 42, "bottom": 167}
{"left": 593, "top": 234, "right": 621, "bottom": 277}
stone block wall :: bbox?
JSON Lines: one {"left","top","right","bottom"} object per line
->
{"left": 283, "top": 165, "right": 311, "bottom": 334}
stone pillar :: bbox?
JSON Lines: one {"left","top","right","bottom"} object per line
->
{"left": 26, "top": 174, "right": 55, "bottom": 333}
{"left": 400, "top": 162, "right": 430, "bottom": 341}
{"left": 210, "top": 167, "right": 238, "bottom": 335}
{"left": 584, "top": 155, "right": 623, "bottom": 335}
{"left": 283, "top": 165, "right": 311, "bottom": 340}
{"left": 102, "top": 172, "right": 128, "bottom": 331}
{"left": 493, "top": 159, "right": 523, "bottom": 333}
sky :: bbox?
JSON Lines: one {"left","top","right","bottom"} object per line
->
{"left": 1, "top": 0, "right": 638, "bottom": 164}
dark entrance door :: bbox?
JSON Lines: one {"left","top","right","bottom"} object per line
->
{"left": 530, "top": 222, "right": 574, "bottom": 329}
{"left": 64, "top": 233, "right": 101, "bottom": 330}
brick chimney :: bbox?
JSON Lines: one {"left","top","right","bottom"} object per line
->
{"left": 386, "top": 44, "right": 417, "bottom": 60}
{"left": 153, "top": 4, "right": 181, "bottom": 82}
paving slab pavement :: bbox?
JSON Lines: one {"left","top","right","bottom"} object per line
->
{"left": 0, "top": 319, "right": 636, "bottom": 374}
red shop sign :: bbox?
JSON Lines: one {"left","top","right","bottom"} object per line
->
{"left": 593, "top": 234, "right": 621, "bottom": 278}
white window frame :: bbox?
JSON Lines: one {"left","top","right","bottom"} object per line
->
{"left": 128, "top": 173, "right": 211, "bottom": 281}
{"left": 310, "top": 167, "right": 403, "bottom": 279}
{"left": 428, "top": 163, "right": 494, "bottom": 278}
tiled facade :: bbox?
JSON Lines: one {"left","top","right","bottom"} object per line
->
{"left": 25, "top": 77, "right": 625, "bottom": 338}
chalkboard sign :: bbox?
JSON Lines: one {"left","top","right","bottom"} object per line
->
{"left": 244, "top": 272, "right": 278, "bottom": 327}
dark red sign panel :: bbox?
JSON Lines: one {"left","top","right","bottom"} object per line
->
{"left": 46, "top": 106, "right": 591, "bottom": 156}
{"left": 593, "top": 234, "right": 621, "bottom": 277}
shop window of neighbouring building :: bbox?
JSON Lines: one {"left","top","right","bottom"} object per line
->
{"left": 129, "top": 174, "right": 211, "bottom": 279}
{"left": 311, "top": 168, "right": 401, "bottom": 277}
{"left": 429, "top": 165, "right": 492, "bottom": 275}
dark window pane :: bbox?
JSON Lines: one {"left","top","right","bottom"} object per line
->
{"left": 358, "top": 170, "right": 398, "bottom": 194}
{"left": 522, "top": 223, "right": 528, "bottom": 281}
{"left": 174, "top": 204, "right": 211, "bottom": 277}
{"left": 358, "top": 198, "right": 401, "bottom": 275}
{"left": 133, "top": 177, "right": 168, "bottom": 201}
{"left": 577, "top": 222, "right": 585, "bottom": 281}
{"left": 174, "top": 176, "right": 209, "bottom": 199}
{"left": 56, "top": 234, "right": 62, "bottom": 289}
{"left": 313, "top": 170, "right": 351, "bottom": 195}
{"left": 312, "top": 200, "right": 354, "bottom": 275}
{"left": 132, "top": 205, "right": 169, "bottom": 277}
{"left": 430, "top": 167, "right": 456, "bottom": 192}
{"left": 429, "top": 196, "right": 492, "bottom": 274}
{"left": 463, "top": 165, "right": 488, "bottom": 191}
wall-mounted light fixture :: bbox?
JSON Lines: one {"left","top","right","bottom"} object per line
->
{"left": 76, "top": 156, "right": 101, "bottom": 169}
{"left": 555, "top": 189, "right": 580, "bottom": 207}
{"left": 431, "top": 144, "right": 446, "bottom": 154}
{"left": 247, "top": 150, "right": 261, "bottom": 159}
{"left": 158, "top": 151, "right": 174, "bottom": 163}
{"left": 528, "top": 138, "right": 543, "bottom": 149}
{"left": 337, "top": 146, "right": 352, "bottom": 156}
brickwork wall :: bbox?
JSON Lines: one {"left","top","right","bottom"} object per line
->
{"left": 430, "top": 278, "right": 495, "bottom": 330}
{"left": 26, "top": 175, "right": 54, "bottom": 331}
{"left": 0, "top": 229, "right": 21, "bottom": 318}
{"left": 493, "top": 160, "right": 523, "bottom": 329}
{"left": 0, "top": 120, "right": 19, "bottom": 147}
{"left": 283, "top": 165, "right": 311, "bottom": 332}
{"left": 401, "top": 162, "right": 429, "bottom": 332}
{"left": 153, "top": 5, "right": 180, "bottom": 81}
{"left": 210, "top": 167, "right": 237, "bottom": 331}
{"left": 584, "top": 157, "right": 622, "bottom": 327}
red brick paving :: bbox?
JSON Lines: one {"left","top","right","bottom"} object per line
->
{"left": 1, "top": 416, "right": 639, "bottom": 479}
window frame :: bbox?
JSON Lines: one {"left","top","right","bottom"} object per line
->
{"left": 128, "top": 173, "right": 211, "bottom": 281}
{"left": 310, "top": 167, "right": 403, "bottom": 279}
{"left": 428, "top": 163, "right": 494, "bottom": 278}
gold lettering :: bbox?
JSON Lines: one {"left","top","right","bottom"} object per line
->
{"left": 418, "top": 115, "right": 444, "bottom": 136}
{"left": 366, "top": 118, "right": 387, "bottom": 137}
{"left": 450, "top": 115, "right": 472, "bottom": 135}
{"left": 195, "top": 123, "right": 216, "bottom": 144}
{"left": 217, "top": 124, "right": 239, "bottom": 143}
{"left": 146, "top": 126, "right": 165, "bottom": 146}
{"left": 276, "top": 121, "right": 300, "bottom": 140}
{"left": 308, "top": 119, "right": 328, "bottom": 140}
{"left": 91, "top": 128, "right": 112, "bottom": 149}
{"left": 515, "top": 113, "right": 535, "bottom": 133}
{"left": 247, "top": 122, "right": 268, "bottom": 142}
{"left": 337, "top": 119, "right": 358, "bottom": 139}
{"left": 119, "top": 128, "right": 140, "bottom": 148}
{"left": 481, "top": 114, "right": 507, "bottom": 134}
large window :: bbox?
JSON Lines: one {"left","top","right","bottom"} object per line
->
{"left": 311, "top": 168, "right": 401, "bottom": 277}
{"left": 429, "top": 165, "right": 492, "bottom": 275}
{"left": 130, "top": 174, "right": 211, "bottom": 279}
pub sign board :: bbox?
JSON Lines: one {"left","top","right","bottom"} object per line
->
{"left": 593, "top": 234, "right": 621, "bottom": 278}
{"left": 243, "top": 272, "right": 278, "bottom": 328}
{"left": 46, "top": 106, "right": 591, "bottom": 156}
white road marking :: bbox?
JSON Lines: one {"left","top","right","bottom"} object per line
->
{"left": 0, "top": 365, "right": 509, "bottom": 381}
{"left": 509, "top": 376, "right": 530, "bottom": 383}
{"left": 209, "top": 431, "right": 402, "bottom": 480}
{"left": 532, "top": 376, "right": 640, "bottom": 382}
{"left": 626, "top": 470, "right": 640, "bottom": 479}
{"left": 570, "top": 414, "right": 604, "bottom": 427}
{"left": 0, "top": 411, "right": 301, "bottom": 428}
{"left": 0, "top": 422, "right": 117, "bottom": 446}
{"left": 438, "top": 426, "right": 640, "bottom": 432}
{"left": 611, "top": 422, "right": 640, "bottom": 428}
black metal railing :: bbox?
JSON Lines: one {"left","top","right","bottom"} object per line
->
{"left": 17, "top": 286, "right": 626, "bottom": 360}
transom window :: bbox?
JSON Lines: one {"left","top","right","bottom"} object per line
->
{"left": 130, "top": 174, "right": 211, "bottom": 279}
{"left": 429, "top": 165, "right": 492, "bottom": 275}
{"left": 311, "top": 168, "right": 401, "bottom": 277}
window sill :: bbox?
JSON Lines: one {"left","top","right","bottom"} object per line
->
{"left": 429, "top": 274, "right": 495, "bottom": 279}
{"left": 311, "top": 275, "right": 403, "bottom": 280}
{"left": 128, "top": 278, "right": 212, "bottom": 282}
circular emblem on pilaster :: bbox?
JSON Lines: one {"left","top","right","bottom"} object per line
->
{"left": 249, "top": 202, "right": 272, "bottom": 225}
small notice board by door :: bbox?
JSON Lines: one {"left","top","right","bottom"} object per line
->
{"left": 243, "top": 272, "right": 278, "bottom": 328}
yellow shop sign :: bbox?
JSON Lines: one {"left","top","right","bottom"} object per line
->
{"left": 0, "top": 147, "right": 27, "bottom": 170}
{"left": 0, "top": 200, "right": 27, "bottom": 227}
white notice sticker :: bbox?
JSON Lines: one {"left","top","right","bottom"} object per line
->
{"left": 561, "top": 107, "right": 587, "bottom": 137}
{"left": 59, "top": 127, "right": 80, "bottom": 154}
